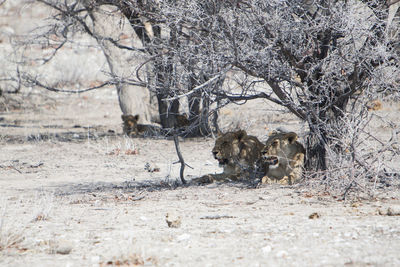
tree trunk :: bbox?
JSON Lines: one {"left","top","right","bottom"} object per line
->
{"left": 88, "top": 6, "right": 156, "bottom": 124}
{"left": 186, "top": 91, "right": 211, "bottom": 137}
{"left": 157, "top": 93, "right": 181, "bottom": 128}
{"left": 305, "top": 108, "right": 346, "bottom": 173}
{"left": 305, "top": 123, "right": 328, "bottom": 172}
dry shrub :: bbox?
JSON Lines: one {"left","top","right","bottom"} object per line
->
{"left": 304, "top": 107, "right": 400, "bottom": 199}
{"left": 0, "top": 207, "right": 25, "bottom": 251}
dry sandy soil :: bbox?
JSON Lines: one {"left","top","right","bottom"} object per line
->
{"left": 1, "top": 87, "right": 400, "bottom": 267}
{"left": 1, "top": 2, "right": 400, "bottom": 266}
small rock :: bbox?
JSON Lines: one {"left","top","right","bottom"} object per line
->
{"left": 53, "top": 240, "right": 73, "bottom": 255}
{"left": 145, "top": 162, "right": 160, "bottom": 172}
{"left": 166, "top": 213, "right": 181, "bottom": 228}
{"left": 386, "top": 207, "right": 400, "bottom": 216}
{"left": 309, "top": 212, "right": 320, "bottom": 219}
{"left": 378, "top": 207, "right": 400, "bottom": 216}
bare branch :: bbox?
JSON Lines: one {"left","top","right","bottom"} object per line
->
{"left": 163, "top": 68, "right": 231, "bottom": 102}
{"left": 23, "top": 74, "right": 115, "bottom": 93}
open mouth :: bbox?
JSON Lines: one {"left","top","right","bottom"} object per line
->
{"left": 217, "top": 158, "right": 229, "bottom": 165}
{"left": 265, "top": 156, "right": 279, "bottom": 166}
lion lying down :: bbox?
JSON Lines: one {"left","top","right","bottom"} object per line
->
{"left": 122, "top": 114, "right": 163, "bottom": 137}
{"left": 193, "top": 130, "right": 265, "bottom": 183}
{"left": 121, "top": 114, "right": 189, "bottom": 137}
{"left": 193, "top": 129, "right": 305, "bottom": 185}
{"left": 260, "top": 131, "right": 305, "bottom": 185}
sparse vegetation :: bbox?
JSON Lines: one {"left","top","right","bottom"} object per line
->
{"left": 0, "top": 206, "right": 25, "bottom": 252}
{"left": 2, "top": 0, "right": 399, "bottom": 194}
{"left": 0, "top": 1, "right": 400, "bottom": 266}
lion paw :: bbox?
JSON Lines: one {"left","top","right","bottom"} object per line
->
{"left": 192, "top": 174, "right": 215, "bottom": 184}
{"left": 261, "top": 176, "right": 290, "bottom": 185}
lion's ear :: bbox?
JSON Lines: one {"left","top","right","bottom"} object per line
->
{"left": 285, "top": 132, "right": 298, "bottom": 144}
{"left": 268, "top": 130, "right": 278, "bottom": 136}
{"left": 134, "top": 114, "right": 140, "bottom": 121}
{"left": 121, "top": 114, "right": 132, "bottom": 121}
{"left": 235, "top": 129, "right": 247, "bottom": 141}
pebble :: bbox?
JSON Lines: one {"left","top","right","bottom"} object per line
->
{"left": 54, "top": 240, "right": 73, "bottom": 255}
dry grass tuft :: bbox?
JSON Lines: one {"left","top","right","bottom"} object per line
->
{"left": 0, "top": 207, "right": 25, "bottom": 251}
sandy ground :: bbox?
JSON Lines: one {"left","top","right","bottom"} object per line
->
{"left": 1, "top": 2, "right": 400, "bottom": 266}
{"left": 1, "top": 88, "right": 400, "bottom": 267}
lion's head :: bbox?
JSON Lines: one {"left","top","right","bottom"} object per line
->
{"left": 121, "top": 114, "right": 139, "bottom": 136}
{"left": 261, "top": 131, "right": 305, "bottom": 184}
{"left": 262, "top": 132, "right": 299, "bottom": 166}
{"left": 212, "top": 130, "right": 248, "bottom": 167}
{"left": 262, "top": 131, "right": 304, "bottom": 167}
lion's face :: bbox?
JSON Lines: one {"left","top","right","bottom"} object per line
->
{"left": 212, "top": 130, "right": 247, "bottom": 167}
{"left": 260, "top": 131, "right": 305, "bottom": 184}
{"left": 261, "top": 132, "right": 301, "bottom": 168}
{"left": 121, "top": 114, "right": 139, "bottom": 136}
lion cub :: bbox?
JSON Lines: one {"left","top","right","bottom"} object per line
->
{"left": 121, "top": 114, "right": 163, "bottom": 137}
{"left": 260, "top": 131, "right": 305, "bottom": 185}
{"left": 122, "top": 114, "right": 190, "bottom": 137}
{"left": 193, "top": 129, "right": 265, "bottom": 183}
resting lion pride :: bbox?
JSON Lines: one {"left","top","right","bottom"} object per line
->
{"left": 193, "top": 130, "right": 265, "bottom": 183}
{"left": 193, "top": 129, "right": 305, "bottom": 185}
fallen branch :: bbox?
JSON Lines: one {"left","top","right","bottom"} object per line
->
{"left": 200, "top": 215, "right": 236, "bottom": 220}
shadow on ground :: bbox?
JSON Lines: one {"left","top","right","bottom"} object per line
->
{"left": 45, "top": 179, "right": 262, "bottom": 198}
{"left": 0, "top": 123, "right": 119, "bottom": 143}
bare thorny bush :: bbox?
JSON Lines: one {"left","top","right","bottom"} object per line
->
{"left": 305, "top": 105, "right": 400, "bottom": 198}
{"left": 2, "top": 0, "right": 400, "bottom": 197}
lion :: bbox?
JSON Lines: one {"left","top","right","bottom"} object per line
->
{"left": 193, "top": 129, "right": 265, "bottom": 183}
{"left": 260, "top": 131, "right": 305, "bottom": 185}
{"left": 122, "top": 114, "right": 190, "bottom": 137}
{"left": 121, "top": 114, "right": 163, "bottom": 137}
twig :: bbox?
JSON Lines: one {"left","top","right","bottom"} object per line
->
{"left": 173, "top": 133, "right": 187, "bottom": 184}
{"left": 172, "top": 160, "right": 194, "bottom": 169}
{"left": 200, "top": 215, "right": 236, "bottom": 219}
{"left": 10, "top": 166, "right": 22, "bottom": 174}
{"left": 389, "top": 0, "right": 400, "bottom": 6}
{"left": 135, "top": 50, "right": 170, "bottom": 83}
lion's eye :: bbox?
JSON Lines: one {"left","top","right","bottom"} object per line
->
{"left": 272, "top": 140, "right": 279, "bottom": 147}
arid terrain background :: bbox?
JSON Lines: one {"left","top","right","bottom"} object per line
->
{"left": 1, "top": 1, "right": 400, "bottom": 267}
